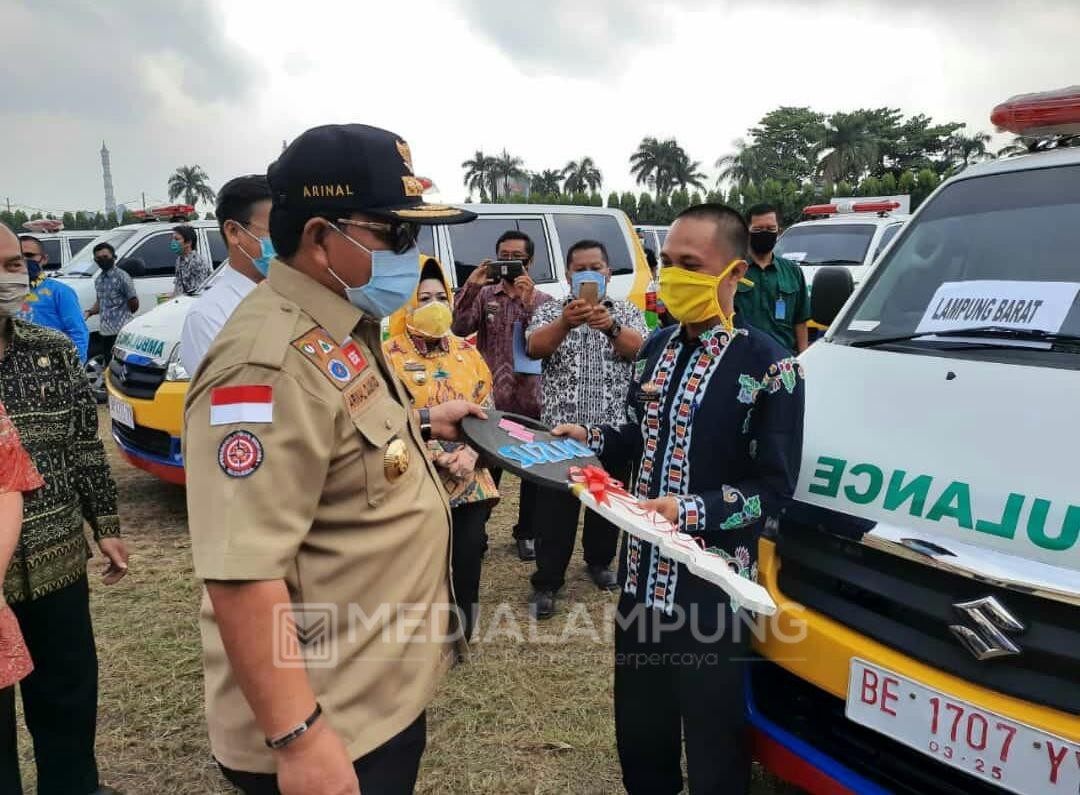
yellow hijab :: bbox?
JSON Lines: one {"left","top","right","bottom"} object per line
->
{"left": 387, "top": 256, "right": 454, "bottom": 338}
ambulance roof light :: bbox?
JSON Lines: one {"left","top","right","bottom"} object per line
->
{"left": 22, "top": 219, "right": 64, "bottom": 233}
{"left": 133, "top": 203, "right": 196, "bottom": 222}
{"left": 802, "top": 200, "right": 901, "bottom": 217}
{"left": 991, "top": 86, "right": 1080, "bottom": 137}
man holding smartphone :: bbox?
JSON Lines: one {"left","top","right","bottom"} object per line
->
{"left": 452, "top": 230, "right": 551, "bottom": 561}
{"left": 524, "top": 240, "right": 645, "bottom": 617}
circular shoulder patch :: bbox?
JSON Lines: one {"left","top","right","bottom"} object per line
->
{"left": 327, "top": 359, "right": 351, "bottom": 382}
{"left": 218, "top": 430, "right": 264, "bottom": 478}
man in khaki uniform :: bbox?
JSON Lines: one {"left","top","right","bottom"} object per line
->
{"left": 184, "top": 124, "right": 481, "bottom": 795}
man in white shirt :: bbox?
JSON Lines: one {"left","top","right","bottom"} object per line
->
{"left": 180, "top": 175, "right": 273, "bottom": 375}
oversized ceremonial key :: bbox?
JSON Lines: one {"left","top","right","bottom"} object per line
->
{"left": 460, "top": 410, "right": 602, "bottom": 488}
{"left": 567, "top": 466, "right": 778, "bottom": 615}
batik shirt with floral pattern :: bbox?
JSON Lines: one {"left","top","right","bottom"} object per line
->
{"left": 589, "top": 317, "right": 805, "bottom": 618}
{"left": 526, "top": 298, "right": 647, "bottom": 427}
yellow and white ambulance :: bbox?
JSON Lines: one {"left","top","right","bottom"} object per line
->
{"left": 751, "top": 88, "right": 1080, "bottom": 795}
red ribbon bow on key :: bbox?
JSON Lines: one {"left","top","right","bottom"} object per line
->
{"left": 569, "top": 465, "right": 627, "bottom": 506}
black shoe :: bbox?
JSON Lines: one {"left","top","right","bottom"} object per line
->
{"left": 516, "top": 538, "right": 536, "bottom": 561}
{"left": 92, "top": 787, "right": 123, "bottom": 795}
{"left": 587, "top": 565, "right": 619, "bottom": 591}
{"left": 529, "top": 589, "right": 556, "bottom": 619}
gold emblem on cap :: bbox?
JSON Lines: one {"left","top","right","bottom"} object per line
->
{"left": 396, "top": 140, "right": 414, "bottom": 173}
{"left": 37, "top": 355, "right": 50, "bottom": 368}
{"left": 402, "top": 176, "right": 425, "bottom": 198}
{"left": 384, "top": 438, "right": 409, "bottom": 482}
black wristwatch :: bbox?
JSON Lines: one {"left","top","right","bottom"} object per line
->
{"left": 418, "top": 407, "right": 433, "bottom": 441}
{"left": 605, "top": 321, "right": 623, "bottom": 340}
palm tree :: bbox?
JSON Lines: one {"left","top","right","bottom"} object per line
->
{"left": 949, "top": 130, "right": 993, "bottom": 166}
{"left": 630, "top": 137, "right": 683, "bottom": 199}
{"left": 715, "top": 138, "right": 766, "bottom": 187}
{"left": 167, "top": 165, "right": 215, "bottom": 207}
{"left": 672, "top": 153, "right": 707, "bottom": 192}
{"left": 530, "top": 169, "right": 564, "bottom": 196}
{"left": 489, "top": 149, "right": 526, "bottom": 199}
{"left": 816, "top": 113, "right": 880, "bottom": 184}
{"left": 461, "top": 150, "right": 496, "bottom": 201}
{"left": 562, "top": 157, "right": 603, "bottom": 194}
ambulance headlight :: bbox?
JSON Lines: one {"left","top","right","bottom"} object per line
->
{"left": 165, "top": 345, "right": 189, "bottom": 382}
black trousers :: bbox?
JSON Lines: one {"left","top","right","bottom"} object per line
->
{"left": 4, "top": 576, "right": 100, "bottom": 795}
{"left": 451, "top": 501, "right": 489, "bottom": 641}
{"left": 530, "top": 462, "right": 626, "bottom": 593}
{"left": 220, "top": 712, "right": 427, "bottom": 795}
{"left": 613, "top": 596, "right": 751, "bottom": 795}
{"left": 98, "top": 334, "right": 117, "bottom": 366}
{"left": 490, "top": 468, "right": 537, "bottom": 541}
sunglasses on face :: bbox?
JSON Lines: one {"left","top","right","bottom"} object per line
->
{"left": 336, "top": 219, "right": 420, "bottom": 255}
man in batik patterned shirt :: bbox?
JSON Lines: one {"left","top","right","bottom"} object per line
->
{"left": 0, "top": 223, "right": 128, "bottom": 795}
{"left": 525, "top": 239, "right": 646, "bottom": 618}
{"left": 555, "top": 205, "right": 805, "bottom": 795}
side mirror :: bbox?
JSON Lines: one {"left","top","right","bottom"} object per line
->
{"left": 811, "top": 266, "right": 854, "bottom": 327}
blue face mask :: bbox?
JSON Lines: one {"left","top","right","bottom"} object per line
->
{"left": 571, "top": 269, "right": 607, "bottom": 299}
{"left": 326, "top": 223, "right": 419, "bottom": 319}
{"left": 237, "top": 225, "right": 276, "bottom": 277}
{"left": 169, "top": 239, "right": 182, "bottom": 254}
{"left": 26, "top": 259, "right": 42, "bottom": 282}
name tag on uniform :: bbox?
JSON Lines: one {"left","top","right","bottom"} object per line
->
{"left": 775, "top": 298, "right": 786, "bottom": 320}
{"left": 344, "top": 372, "right": 383, "bottom": 417}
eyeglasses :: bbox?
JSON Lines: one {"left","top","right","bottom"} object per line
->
{"left": 336, "top": 218, "right": 419, "bottom": 255}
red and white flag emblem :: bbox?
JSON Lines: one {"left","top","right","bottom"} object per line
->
{"left": 210, "top": 385, "right": 274, "bottom": 426}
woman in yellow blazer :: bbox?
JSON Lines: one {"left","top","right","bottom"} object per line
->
{"left": 385, "top": 257, "right": 498, "bottom": 641}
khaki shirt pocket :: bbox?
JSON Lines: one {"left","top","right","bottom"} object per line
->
{"left": 351, "top": 404, "right": 410, "bottom": 508}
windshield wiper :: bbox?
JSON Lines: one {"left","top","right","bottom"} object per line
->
{"left": 851, "top": 326, "right": 1080, "bottom": 348}
{"left": 804, "top": 258, "right": 862, "bottom": 267}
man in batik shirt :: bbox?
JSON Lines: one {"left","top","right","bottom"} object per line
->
{"left": 0, "top": 223, "right": 128, "bottom": 795}
{"left": 555, "top": 204, "right": 805, "bottom": 795}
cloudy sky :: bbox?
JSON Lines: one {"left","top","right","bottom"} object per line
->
{"left": 3, "top": 0, "right": 1078, "bottom": 216}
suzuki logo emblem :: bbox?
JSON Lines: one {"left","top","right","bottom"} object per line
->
{"left": 949, "top": 596, "right": 1024, "bottom": 661}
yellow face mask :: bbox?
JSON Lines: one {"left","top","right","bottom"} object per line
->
{"left": 407, "top": 300, "right": 453, "bottom": 339}
{"left": 657, "top": 259, "right": 752, "bottom": 330}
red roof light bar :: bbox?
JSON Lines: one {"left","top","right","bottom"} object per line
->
{"left": 991, "top": 86, "right": 1080, "bottom": 137}
{"left": 802, "top": 200, "right": 901, "bottom": 216}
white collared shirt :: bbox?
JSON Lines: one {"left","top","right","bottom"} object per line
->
{"left": 180, "top": 265, "right": 258, "bottom": 376}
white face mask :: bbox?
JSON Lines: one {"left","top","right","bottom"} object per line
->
{"left": 0, "top": 271, "right": 29, "bottom": 318}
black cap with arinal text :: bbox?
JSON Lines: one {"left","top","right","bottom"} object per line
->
{"left": 268, "top": 124, "right": 476, "bottom": 225}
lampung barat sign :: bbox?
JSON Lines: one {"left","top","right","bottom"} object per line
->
{"left": 915, "top": 280, "right": 1080, "bottom": 335}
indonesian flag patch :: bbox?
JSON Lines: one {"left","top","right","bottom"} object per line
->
{"left": 210, "top": 385, "right": 273, "bottom": 426}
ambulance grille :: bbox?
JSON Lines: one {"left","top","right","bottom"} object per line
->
{"left": 775, "top": 522, "right": 1080, "bottom": 713}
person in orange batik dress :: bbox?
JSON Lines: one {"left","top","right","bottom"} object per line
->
{"left": 385, "top": 257, "right": 498, "bottom": 641}
{"left": 0, "top": 399, "right": 44, "bottom": 792}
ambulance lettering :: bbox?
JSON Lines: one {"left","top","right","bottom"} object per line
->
{"left": 807, "top": 456, "right": 1079, "bottom": 553}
